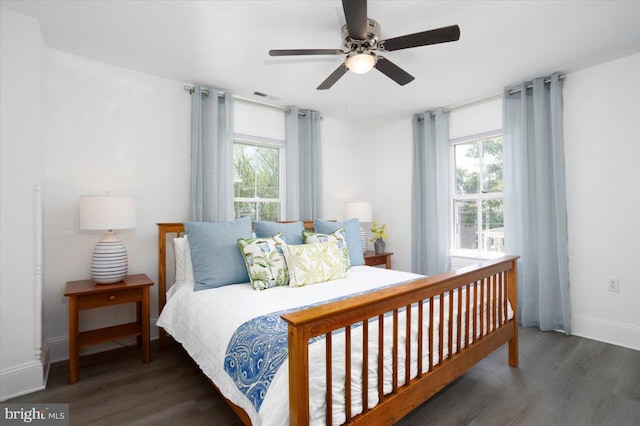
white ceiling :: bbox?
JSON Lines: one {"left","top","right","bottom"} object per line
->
{"left": 3, "top": 1, "right": 640, "bottom": 127}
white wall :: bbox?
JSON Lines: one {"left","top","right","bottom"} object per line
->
{"left": 372, "top": 119, "right": 413, "bottom": 272}
{"left": 320, "top": 117, "right": 376, "bottom": 220}
{"left": 0, "top": 8, "right": 46, "bottom": 401}
{"left": 564, "top": 53, "right": 640, "bottom": 350}
{"left": 42, "top": 49, "right": 192, "bottom": 361}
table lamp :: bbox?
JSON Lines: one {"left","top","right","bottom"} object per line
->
{"left": 80, "top": 194, "right": 136, "bottom": 284}
{"left": 344, "top": 201, "right": 372, "bottom": 254}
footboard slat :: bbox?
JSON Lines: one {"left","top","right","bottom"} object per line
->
{"left": 392, "top": 309, "right": 399, "bottom": 394}
{"left": 377, "top": 314, "right": 384, "bottom": 402}
{"left": 405, "top": 304, "right": 411, "bottom": 387}
{"left": 473, "top": 281, "right": 479, "bottom": 344}
{"left": 428, "top": 297, "right": 434, "bottom": 372}
{"left": 345, "top": 326, "right": 352, "bottom": 421}
{"left": 438, "top": 295, "right": 444, "bottom": 365}
{"left": 480, "top": 278, "right": 486, "bottom": 338}
{"left": 487, "top": 276, "right": 495, "bottom": 333}
{"left": 465, "top": 284, "right": 470, "bottom": 349}
{"left": 417, "top": 301, "right": 424, "bottom": 377}
{"left": 362, "top": 320, "right": 369, "bottom": 414}
{"left": 492, "top": 275, "right": 497, "bottom": 331}
{"left": 457, "top": 288, "right": 462, "bottom": 354}
{"left": 325, "top": 332, "right": 332, "bottom": 426}
{"left": 282, "top": 256, "right": 519, "bottom": 426}
{"left": 448, "top": 290, "right": 454, "bottom": 359}
{"left": 500, "top": 272, "right": 505, "bottom": 326}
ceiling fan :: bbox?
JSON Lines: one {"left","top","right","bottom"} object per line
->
{"left": 268, "top": 0, "right": 461, "bottom": 90}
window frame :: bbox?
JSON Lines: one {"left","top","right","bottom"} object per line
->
{"left": 233, "top": 133, "right": 286, "bottom": 221}
{"left": 449, "top": 130, "right": 504, "bottom": 259}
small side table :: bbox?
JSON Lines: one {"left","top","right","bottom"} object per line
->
{"left": 64, "top": 274, "right": 154, "bottom": 384}
{"left": 364, "top": 251, "right": 394, "bottom": 269}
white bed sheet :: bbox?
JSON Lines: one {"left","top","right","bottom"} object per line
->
{"left": 157, "top": 266, "right": 512, "bottom": 425}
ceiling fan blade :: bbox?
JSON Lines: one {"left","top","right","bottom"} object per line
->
{"left": 269, "top": 49, "right": 344, "bottom": 56}
{"left": 380, "top": 25, "right": 461, "bottom": 51}
{"left": 342, "top": 0, "right": 368, "bottom": 40}
{"left": 374, "top": 57, "right": 415, "bottom": 86}
{"left": 317, "top": 64, "right": 348, "bottom": 90}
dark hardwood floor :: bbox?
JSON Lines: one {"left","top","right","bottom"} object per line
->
{"left": 8, "top": 327, "right": 640, "bottom": 425}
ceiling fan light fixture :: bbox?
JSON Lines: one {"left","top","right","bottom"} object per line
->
{"left": 345, "top": 52, "right": 377, "bottom": 74}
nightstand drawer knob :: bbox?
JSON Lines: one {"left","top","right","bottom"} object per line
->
{"left": 108, "top": 295, "right": 116, "bottom": 301}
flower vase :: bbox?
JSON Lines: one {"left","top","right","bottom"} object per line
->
{"left": 374, "top": 238, "right": 385, "bottom": 254}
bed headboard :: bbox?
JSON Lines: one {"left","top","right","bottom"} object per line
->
{"left": 157, "top": 222, "right": 185, "bottom": 325}
{"left": 156, "top": 221, "right": 315, "bottom": 346}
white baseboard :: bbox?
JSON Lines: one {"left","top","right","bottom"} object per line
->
{"left": 572, "top": 314, "right": 640, "bottom": 351}
{"left": 48, "top": 318, "right": 160, "bottom": 363}
{"left": 0, "top": 351, "right": 47, "bottom": 402}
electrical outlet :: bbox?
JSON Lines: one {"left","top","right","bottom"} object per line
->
{"left": 607, "top": 278, "right": 619, "bottom": 292}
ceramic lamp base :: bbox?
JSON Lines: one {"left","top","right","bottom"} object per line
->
{"left": 360, "top": 226, "right": 367, "bottom": 254}
{"left": 90, "top": 231, "right": 128, "bottom": 284}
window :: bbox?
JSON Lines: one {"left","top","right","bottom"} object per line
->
{"left": 451, "top": 133, "right": 504, "bottom": 257}
{"left": 233, "top": 137, "right": 285, "bottom": 221}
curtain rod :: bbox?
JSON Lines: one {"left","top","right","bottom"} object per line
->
{"left": 184, "top": 85, "right": 214, "bottom": 96}
{"left": 183, "top": 85, "right": 312, "bottom": 117}
{"left": 418, "top": 73, "right": 567, "bottom": 120}
{"left": 417, "top": 93, "right": 500, "bottom": 120}
{"left": 507, "top": 73, "right": 566, "bottom": 95}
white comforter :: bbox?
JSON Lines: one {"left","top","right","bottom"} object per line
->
{"left": 157, "top": 266, "right": 512, "bottom": 425}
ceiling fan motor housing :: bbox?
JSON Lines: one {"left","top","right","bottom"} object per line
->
{"left": 342, "top": 18, "right": 380, "bottom": 51}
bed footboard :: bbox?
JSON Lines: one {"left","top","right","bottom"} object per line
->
{"left": 281, "top": 256, "right": 519, "bottom": 425}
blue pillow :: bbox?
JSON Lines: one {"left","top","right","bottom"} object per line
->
{"left": 254, "top": 221, "right": 305, "bottom": 245}
{"left": 314, "top": 218, "right": 364, "bottom": 266}
{"left": 184, "top": 216, "right": 252, "bottom": 291}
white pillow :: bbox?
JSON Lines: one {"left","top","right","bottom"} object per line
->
{"left": 173, "top": 235, "right": 194, "bottom": 283}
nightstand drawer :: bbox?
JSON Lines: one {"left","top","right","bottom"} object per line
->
{"left": 78, "top": 288, "right": 141, "bottom": 309}
{"left": 365, "top": 256, "right": 386, "bottom": 266}
{"left": 363, "top": 251, "right": 393, "bottom": 269}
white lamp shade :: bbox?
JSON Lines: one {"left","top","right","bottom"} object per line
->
{"left": 344, "top": 201, "right": 373, "bottom": 223}
{"left": 80, "top": 195, "right": 136, "bottom": 231}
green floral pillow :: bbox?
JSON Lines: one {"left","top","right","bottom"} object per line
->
{"left": 302, "top": 227, "right": 351, "bottom": 270}
{"left": 237, "top": 234, "right": 289, "bottom": 291}
{"left": 282, "top": 241, "right": 348, "bottom": 287}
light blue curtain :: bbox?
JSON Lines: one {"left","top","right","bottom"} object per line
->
{"left": 189, "top": 84, "right": 234, "bottom": 222}
{"left": 411, "top": 110, "right": 450, "bottom": 275}
{"left": 285, "top": 108, "right": 321, "bottom": 220}
{"left": 503, "top": 73, "right": 571, "bottom": 334}
{"left": 285, "top": 107, "right": 300, "bottom": 220}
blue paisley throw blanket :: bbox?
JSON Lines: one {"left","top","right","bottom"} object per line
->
{"left": 223, "top": 281, "right": 420, "bottom": 412}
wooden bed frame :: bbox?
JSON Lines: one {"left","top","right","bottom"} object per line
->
{"left": 157, "top": 222, "right": 519, "bottom": 425}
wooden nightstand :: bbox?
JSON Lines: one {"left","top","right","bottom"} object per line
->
{"left": 364, "top": 251, "right": 393, "bottom": 269}
{"left": 64, "top": 274, "right": 154, "bottom": 384}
